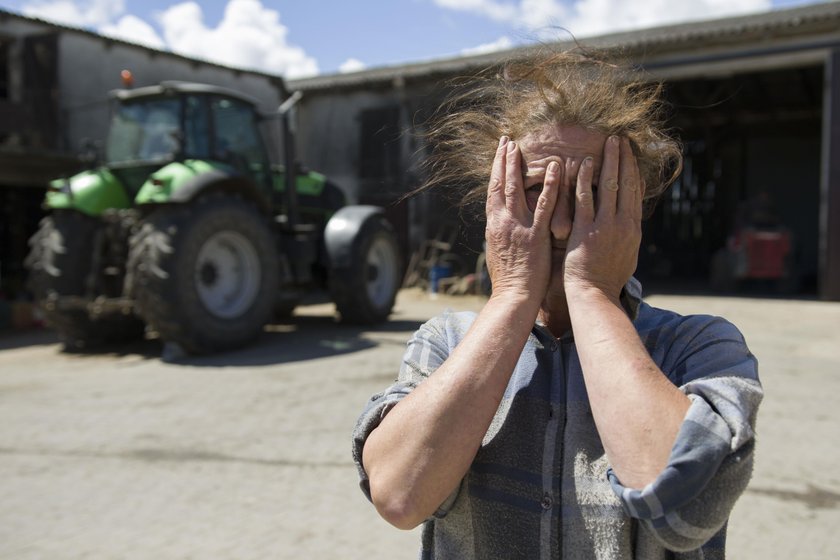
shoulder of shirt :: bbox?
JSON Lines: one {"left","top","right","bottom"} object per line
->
{"left": 414, "top": 310, "right": 480, "bottom": 344}
{"left": 424, "top": 309, "right": 478, "bottom": 332}
{"left": 635, "top": 301, "right": 748, "bottom": 344}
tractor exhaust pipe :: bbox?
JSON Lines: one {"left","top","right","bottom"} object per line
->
{"left": 279, "top": 91, "right": 303, "bottom": 231}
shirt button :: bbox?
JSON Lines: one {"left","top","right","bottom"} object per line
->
{"left": 541, "top": 493, "right": 552, "bottom": 510}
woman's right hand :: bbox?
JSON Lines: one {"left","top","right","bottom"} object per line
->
{"left": 485, "top": 136, "right": 562, "bottom": 305}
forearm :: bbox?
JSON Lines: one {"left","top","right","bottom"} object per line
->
{"left": 363, "top": 294, "right": 540, "bottom": 529}
{"left": 568, "top": 287, "right": 690, "bottom": 489}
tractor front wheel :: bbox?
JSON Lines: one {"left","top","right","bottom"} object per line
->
{"left": 25, "top": 211, "right": 145, "bottom": 350}
{"left": 128, "top": 195, "right": 279, "bottom": 354}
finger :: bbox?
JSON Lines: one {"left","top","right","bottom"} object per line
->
{"left": 487, "top": 136, "right": 509, "bottom": 213}
{"left": 618, "top": 138, "right": 642, "bottom": 217}
{"left": 598, "top": 135, "right": 620, "bottom": 219}
{"left": 504, "top": 141, "right": 527, "bottom": 217}
{"left": 573, "top": 156, "right": 596, "bottom": 226}
{"left": 550, "top": 158, "right": 575, "bottom": 239}
{"left": 533, "top": 161, "right": 561, "bottom": 230}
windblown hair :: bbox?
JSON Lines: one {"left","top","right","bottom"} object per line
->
{"left": 420, "top": 47, "right": 683, "bottom": 216}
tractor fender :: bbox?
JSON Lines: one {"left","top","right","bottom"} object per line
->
{"left": 323, "top": 205, "right": 385, "bottom": 269}
{"left": 168, "top": 170, "right": 271, "bottom": 213}
{"left": 44, "top": 168, "right": 131, "bottom": 216}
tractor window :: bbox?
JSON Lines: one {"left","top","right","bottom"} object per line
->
{"left": 211, "top": 97, "right": 270, "bottom": 186}
{"left": 183, "top": 95, "right": 210, "bottom": 159}
{"left": 106, "top": 97, "right": 181, "bottom": 164}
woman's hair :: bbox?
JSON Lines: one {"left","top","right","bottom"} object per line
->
{"left": 420, "top": 47, "right": 683, "bottom": 216}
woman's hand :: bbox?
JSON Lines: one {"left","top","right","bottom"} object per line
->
{"left": 563, "top": 136, "right": 643, "bottom": 301}
{"left": 485, "top": 136, "right": 562, "bottom": 304}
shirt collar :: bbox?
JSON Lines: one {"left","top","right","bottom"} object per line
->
{"left": 621, "top": 276, "right": 643, "bottom": 321}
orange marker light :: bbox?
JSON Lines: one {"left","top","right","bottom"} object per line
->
{"left": 121, "top": 69, "right": 134, "bottom": 88}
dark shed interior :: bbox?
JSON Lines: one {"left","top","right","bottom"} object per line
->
{"left": 640, "top": 65, "right": 823, "bottom": 294}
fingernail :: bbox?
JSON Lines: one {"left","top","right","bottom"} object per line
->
{"left": 610, "top": 136, "right": 620, "bottom": 146}
{"left": 507, "top": 141, "right": 516, "bottom": 152}
{"left": 548, "top": 161, "right": 559, "bottom": 173}
{"left": 584, "top": 157, "right": 593, "bottom": 168}
{"left": 499, "top": 136, "right": 509, "bottom": 147}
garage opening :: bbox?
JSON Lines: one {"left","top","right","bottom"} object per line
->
{"left": 638, "top": 64, "right": 823, "bottom": 295}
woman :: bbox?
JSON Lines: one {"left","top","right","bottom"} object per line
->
{"left": 352, "top": 49, "right": 762, "bottom": 559}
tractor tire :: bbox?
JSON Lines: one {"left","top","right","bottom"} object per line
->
{"left": 127, "top": 195, "right": 278, "bottom": 354}
{"left": 329, "top": 215, "right": 400, "bottom": 324}
{"left": 25, "top": 211, "right": 145, "bottom": 350}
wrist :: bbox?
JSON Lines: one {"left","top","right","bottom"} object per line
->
{"left": 487, "top": 288, "right": 541, "bottom": 311}
{"left": 486, "top": 284, "right": 545, "bottom": 322}
{"left": 564, "top": 281, "right": 623, "bottom": 307}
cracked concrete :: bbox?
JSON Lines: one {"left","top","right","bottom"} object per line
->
{"left": 0, "top": 289, "right": 838, "bottom": 559}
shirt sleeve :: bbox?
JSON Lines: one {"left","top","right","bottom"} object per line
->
{"left": 607, "top": 315, "right": 763, "bottom": 552}
{"left": 351, "top": 312, "right": 462, "bottom": 517}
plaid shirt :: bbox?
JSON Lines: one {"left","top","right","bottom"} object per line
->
{"left": 353, "top": 279, "right": 762, "bottom": 559}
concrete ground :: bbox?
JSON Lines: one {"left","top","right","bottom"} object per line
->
{"left": 0, "top": 289, "right": 838, "bottom": 559}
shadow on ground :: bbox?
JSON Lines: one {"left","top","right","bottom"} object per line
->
{"left": 0, "top": 312, "right": 425, "bottom": 368}
{"left": 173, "top": 315, "right": 424, "bottom": 368}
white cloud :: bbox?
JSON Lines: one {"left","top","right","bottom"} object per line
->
{"left": 339, "top": 58, "right": 367, "bottom": 73}
{"left": 434, "top": 0, "right": 773, "bottom": 37}
{"left": 568, "top": 0, "right": 772, "bottom": 37}
{"left": 22, "top": 0, "right": 124, "bottom": 27}
{"left": 101, "top": 15, "right": 165, "bottom": 49}
{"left": 433, "top": 0, "right": 519, "bottom": 22}
{"left": 461, "top": 36, "right": 513, "bottom": 56}
{"left": 158, "top": 0, "right": 318, "bottom": 78}
{"left": 21, "top": 0, "right": 319, "bottom": 78}
{"left": 518, "top": 0, "right": 567, "bottom": 31}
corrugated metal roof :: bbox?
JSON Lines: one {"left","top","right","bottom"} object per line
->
{"left": 289, "top": 1, "right": 840, "bottom": 92}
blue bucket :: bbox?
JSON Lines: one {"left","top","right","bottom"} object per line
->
{"left": 429, "top": 265, "right": 453, "bottom": 293}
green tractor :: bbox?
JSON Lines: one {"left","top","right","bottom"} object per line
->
{"left": 25, "top": 81, "right": 402, "bottom": 354}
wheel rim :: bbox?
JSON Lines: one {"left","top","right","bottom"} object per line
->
{"left": 365, "top": 236, "right": 398, "bottom": 309}
{"left": 194, "top": 230, "right": 261, "bottom": 319}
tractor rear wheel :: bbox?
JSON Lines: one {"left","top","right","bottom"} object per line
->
{"left": 329, "top": 215, "right": 400, "bottom": 324}
{"left": 127, "top": 195, "right": 278, "bottom": 354}
{"left": 25, "top": 211, "right": 145, "bottom": 350}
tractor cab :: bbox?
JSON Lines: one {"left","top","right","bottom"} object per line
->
{"left": 105, "top": 82, "right": 273, "bottom": 197}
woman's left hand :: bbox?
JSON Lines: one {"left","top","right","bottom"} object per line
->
{"left": 563, "top": 136, "right": 644, "bottom": 300}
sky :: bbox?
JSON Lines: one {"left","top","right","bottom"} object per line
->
{"left": 0, "top": 0, "right": 830, "bottom": 78}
